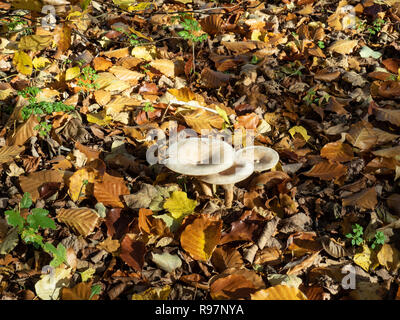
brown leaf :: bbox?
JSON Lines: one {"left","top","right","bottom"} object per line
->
{"left": 303, "top": 161, "right": 347, "bottom": 181}
{"left": 286, "top": 232, "right": 322, "bottom": 257}
{"left": 220, "top": 211, "right": 263, "bottom": 245}
{"left": 105, "top": 208, "right": 132, "bottom": 239}
{"left": 342, "top": 187, "right": 378, "bottom": 210}
{"left": 180, "top": 214, "right": 222, "bottom": 261}
{"left": 138, "top": 208, "right": 153, "bottom": 234}
{"left": 254, "top": 248, "right": 282, "bottom": 265}
{"left": 210, "top": 274, "right": 257, "bottom": 300}
{"left": 314, "top": 69, "right": 341, "bottom": 82}
{"left": 19, "top": 169, "right": 65, "bottom": 202}
{"left": 287, "top": 251, "right": 320, "bottom": 275}
{"left": 150, "top": 59, "right": 175, "bottom": 78}
{"left": 93, "top": 57, "right": 113, "bottom": 71}
{"left": 382, "top": 58, "right": 400, "bottom": 74}
{"left": 211, "top": 247, "right": 244, "bottom": 273}
{"left": 182, "top": 108, "right": 224, "bottom": 133}
{"left": 372, "top": 146, "right": 400, "bottom": 159}
{"left": 200, "top": 15, "right": 223, "bottom": 35}
{"left": 235, "top": 113, "right": 259, "bottom": 130}
{"left": 374, "top": 108, "right": 400, "bottom": 127}
{"left": 201, "top": 68, "right": 232, "bottom": 88}
{"left": 0, "top": 145, "right": 25, "bottom": 165}
{"left": 120, "top": 235, "right": 146, "bottom": 272}
{"left": 97, "top": 237, "right": 120, "bottom": 253}
{"left": 6, "top": 115, "right": 39, "bottom": 146}
{"left": 57, "top": 208, "right": 99, "bottom": 237}
{"left": 250, "top": 171, "right": 290, "bottom": 189}
{"left": 93, "top": 175, "right": 130, "bottom": 208}
{"left": 54, "top": 24, "right": 71, "bottom": 59}
{"left": 328, "top": 40, "right": 358, "bottom": 55}
{"left": 108, "top": 66, "right": 144, "bottom": 81}
{"left": 320, "top": 141, "right": 354, "bottom": 162}
{"left": 61, "top": 281, "right": 99, "bottom": 300}
{"left": 378, "top": 81, "right": 400, "bottom": 98}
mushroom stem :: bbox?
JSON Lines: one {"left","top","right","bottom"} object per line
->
{"left": 199, "top": 181, "right": 213, "bottom": 197}
{"left": 223, "top": 183, "right": 234, "bottom": 208}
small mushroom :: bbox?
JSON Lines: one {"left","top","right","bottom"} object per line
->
{"left": 198, "top": 156, "right": 254, "bottom": 208}
{"left": 235, "top": 146, "right": 279, "bottom": 172}
{"left": 165, "top": 137, "right": 235, "bottom": 196}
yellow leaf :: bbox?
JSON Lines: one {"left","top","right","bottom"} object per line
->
{"left": 68, "top": 168, "right": 98, "bottom": 202}
{"left": 32, "top": 57, "right": 51, "bottom": 70}
{"left": 163, "top": 191, "right": 197, "bottom": 220}
{"left": 289, "top": 125, "right": 311, "bottom": 142}
{"left": 131, "top": 46, "right": 155, "bottom": 60}
{"left": 127, "top": 2, "right": 153, "bottom": 12}
{"left": 132, "top": 285, "right": 171, "bottom": 300}
{"left": 80, "top": 268, "right": 96, "bottom": 282}
{"left": 65, "top": 66, "right": 81, "bottom": 81}
{"left": 215, "top": 105, "right": 230, "bottom": 124}
{"left": 66, "top": 11, "right": 82, "bottom": 20}
{"left": 180, "top": 214, "right": 222, "bottom": 261}
{"left": 19, "top": 35, "right": 53, "bottom": 51}
{"left": 251, "top": 30, "right": 262, "bottom": 41}
{"left": 251, "top": 285, "right": 307, "bottom": 300}
{"left": 377, "top": 244, "right": 400, "bottom": 273}
{"left": 86, "top": 110, "right": 113, "bottom": 126}
{"left": 13, "top": 51, "right": 33, "bottom": 76}
{"left": 353, "top": 244, "right": 378, "bottom": 272}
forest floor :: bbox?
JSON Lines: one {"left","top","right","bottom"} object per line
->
{"left": 0, "top": 0, "right": 400, "bottom": 300}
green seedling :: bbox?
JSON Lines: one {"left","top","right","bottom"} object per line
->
{"left": 115, "top": 27, "right": 145, "bottom": 47}
{"left": 143, "top": 102, "right": 155, "bottom": 112}
{"left": 317, "top": 41, "right": 325, "bottom": 49}
{"left": 370, "top": 231, "right": 385, "bottom": 249}
{"left": 172, "top": 13, "right": 208, "bottom": 44}
{"left": 0, "top": 16, "right": 33, "bottom": 35}
{"left": 346, "top": 223, "right": 364, "bottom": 246}
{"left": 5, "top": 192, "right": 66, "bottom": 267}
{"left": 18, "top": 87, "right": 74, "bottom": 137}
{"left": 367, "top": 18, "right": 386, "bottom": 36}
{"left": 77, "top": 66, "right": 99, "bottom": 90}
{"left": 281, "top": 61, "right": 304, "bottom": 77}
{"left": 90, "top": 284, "right": 102, "bottom": 299}
{"left": 250, "top": 55, "right": 260, "bottom": 64}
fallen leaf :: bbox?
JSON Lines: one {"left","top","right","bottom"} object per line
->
{"left": 57, "top": 208, "right": 99, "bottom": 237}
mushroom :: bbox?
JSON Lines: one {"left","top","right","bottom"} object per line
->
{"left": 165, "top": 137, "right": 235, "bottom": 196}
{"left": 197, "top": 155, "right": 254, "bottom": 208}
{"left": 235, "top": 146, "right": 279, "bottom": 172}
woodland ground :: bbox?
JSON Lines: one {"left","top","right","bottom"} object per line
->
{"left": 0, "top": 0, "right": 400, "bottom": 300}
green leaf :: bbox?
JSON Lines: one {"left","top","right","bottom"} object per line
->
{"left": 5, "top": 210, "right": 25, "bottom": 231}
{"left": 215, "top": 106, "right": 230, "bottom": 125}
{"left": 21, "top": 192, "right": 33, "bottom": 209}
{"left": 27, "top": 208, "right": 56, "bottom": 231}
{"left": 49, "top": 243, "right": 66, "bottom": 267}
{"left": 90, "top": 284, "right": 102, "bottom": 300}
{"left": 21, "top": 228, "right": 43, "bottom": 246}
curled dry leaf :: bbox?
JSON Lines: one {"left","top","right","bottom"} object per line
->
{"left": 19, "top": 169, "right": 65, "bottom": 202}
{"left": 6, "top": 115, "right": 39, "bottom": 146}
{"left": 180, "top": 214, "right": 222, "bottom": 261}
{"left": 210, "top": 274, "right": 257, "bottom": 300}
{"left": 251, "top": 285, "right": 307, "bottom": 300}
{"left": 61, "top": 281, "right": 99, "bottom": 300}
{"left": 120, "top": 235, "right": 146, "bottom": 272}
{"left": 342, "top": 187, "right": 378, "bottom": 210}
{"left": 374, "top": 108, "right": 400, "bottom": 127}
{"left": 320, "top": 142, "right": 354, "bottom": 162}
{"left": 200, "top": 15, "right": 224, "bottom": 35}
{"left": 303, "top": 161, "right": 347, "bottom": 181}
{"left": 211, "top": 247, "right": 244, "bottom": 273}
{"left": 0, "top": 145, "right": 25, "bottom": 165}
{"left": 57, "top": 208, "right": 99, "bottom": 237}
{"left": 328, "top": 40, "right": 358, "bottom": 55}
{"left": 201, "top": 68, "right": 233, "bottom": 88}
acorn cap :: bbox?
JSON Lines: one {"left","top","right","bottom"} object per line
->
{"left": 165, "top": 137, "right": 235, "bottom": 176}
{"left": 198, "top": 158, "right": 254, "bottom": 185}
{"left": 235, "top": 146, "right": 279, "bottom": 172}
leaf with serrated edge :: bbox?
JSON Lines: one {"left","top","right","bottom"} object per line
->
{"left": 57, "top": 208, "right": 99, "bottom": 237}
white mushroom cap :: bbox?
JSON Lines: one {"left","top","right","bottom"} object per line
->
{"left": 165, "top": 137, "right": 235, "bottom": 176}
{"left": 235, "top": 146, "right": 279, "bottom": 172}
{"left": 198, "top": 159, "right": 254, "bottom": 185}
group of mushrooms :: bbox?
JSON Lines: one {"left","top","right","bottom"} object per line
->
{"left": 163, "top": 137, "right": 280, "bottom": 208}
